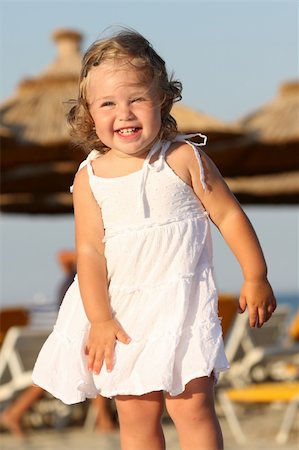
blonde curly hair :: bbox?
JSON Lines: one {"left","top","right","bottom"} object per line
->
{"left": 67, "top": 28, "right": 182, "bottom": 154}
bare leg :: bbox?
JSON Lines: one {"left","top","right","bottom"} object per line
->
{"left": 93, "top": 396, "right": 116, "bottom": 432}
{"left": 115, "top": 391, "right": 165, "bottom": 450}
{"left": 165, "top": 377, "right": 223, "bottom": 450}
{"left": 0, "top": 385, "right": 44, "bottom": 437}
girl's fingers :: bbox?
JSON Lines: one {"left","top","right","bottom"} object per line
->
{"left": 93, "top": 355, "right": 104, "bottom": 374}
{"left": 258, "top": 297, "right": 276, "bottom": 326}
{"left": 257, "top": 308, "right": 267, "bottom": 327}
{"left": 87, "top": 347, "right": 104, "bottom": 373}
{"left": 116, "top": 328, "right": 131, "bottom": 344}
{"left": 85, "top": 322, "right": 131, "bottom": 373}
{"left": 266, "top": 302, "right": 275, "bottom": 320}
{"left": 264, "top": 297, "right": 276, "bottom": 323}
{"left": 87, "top": 348, "right": 96, "bottom": 371}
{"left": 268, "top": 304, "right": 275, "bottom": 315}
{"left": 238, "top": 295, "right": 247, "bottom": 314}
{"left": 248, "top": 306, "right": 258, "bottom": 328}
{"left": 104, "top": 345, "right": 115, "bottom": 372}
{"left": 88, "top": 344, "right": 116, "bottom": 374}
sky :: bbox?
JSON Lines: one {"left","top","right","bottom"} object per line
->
{"left": 0, "top": 0, "right": 298, "bottom": 307}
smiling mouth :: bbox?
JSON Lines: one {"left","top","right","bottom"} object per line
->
{"left": 116, "top": 127, "right": 141, "bottom": 136}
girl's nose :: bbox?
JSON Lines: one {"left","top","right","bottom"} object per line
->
{"left": 118, "top": 103, "right": 135, "bottom": 121}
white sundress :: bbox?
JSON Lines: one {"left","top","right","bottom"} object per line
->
{"left": 32, "top": 134, "right": 229, "bottom": 405}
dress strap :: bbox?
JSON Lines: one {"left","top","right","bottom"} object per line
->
{"left": 138, "top": 140, "right": 162, "bottom": 216}
{"left": 70, "top": 149, "right": 100, "bottom": 193}
{"left": 137, "top": 133, "right": 207, "bottom": 217}
{"left": 172, "top": 133, "right": 208, "bottom": 190}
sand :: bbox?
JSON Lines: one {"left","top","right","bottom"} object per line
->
{"left": 0, "top": 407, "right": 298, "bottom": 450}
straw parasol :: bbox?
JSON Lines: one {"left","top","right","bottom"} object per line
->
{"left": 0, "top": 29, "right": 86, "bottom": 214}
{"left": 226, "top": 171, "right": 299, "bottom": 204}
{"left": 228, "top": 80, "right": 299, "bottom": 203}
{"left": 238, "top": 80, "right": 299, "bottom": 143}
{"left": 171, "top": 104, "right": 242, "bottom": 140}
{"left": 1, "top": 29, "right": 82, "bottom": 145}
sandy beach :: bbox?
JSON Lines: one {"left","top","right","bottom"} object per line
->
{"left": 0, "top": 406, "right": 298, "bottom": 450}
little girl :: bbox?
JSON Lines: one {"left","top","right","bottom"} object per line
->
{"left": 33, "top": 28, "right": 276, "bottom": 450}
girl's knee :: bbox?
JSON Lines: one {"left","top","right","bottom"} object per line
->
{"left": 165, "top": 377, "right": 216, "bottom": 424}
{"left": 166, "top": 399, "right": 214, "bottom": 425}
{"left": 116, "top": 391, "right": 164, "bottom": 427}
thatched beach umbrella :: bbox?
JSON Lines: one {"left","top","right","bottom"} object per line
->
{"left": 239, "top": 80, "right": 299, "bottom": 143}
{"left": 171, "top": 104, "right": 241, "bottom": 139}
{"left": 228, "top": 80, "right": 299, "bottom": 203}
{"left": 1, "top": 29, "right": 82, "bottom": 145}
{"left": 226, "top": 171, "right": 299, "bottom": 204}
{"left": 0, "top": 29, "right": 86, "bottom": 214}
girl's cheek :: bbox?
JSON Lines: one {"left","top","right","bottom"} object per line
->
{"left": 91, "top": 113, "right": 106, "bottom": 125}
{"left": 94, "top": 110, "right": 114, "bottom": 121}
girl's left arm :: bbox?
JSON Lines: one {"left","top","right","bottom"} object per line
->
{"left": 189, "top": 148, "right": 277, "bottom": 328}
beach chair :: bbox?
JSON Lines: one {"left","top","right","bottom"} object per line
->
{"left": 218, "top": 381, "right": 299, "bottom": 444}
{"left": 0, "top": 325, "right": 51, "bottom": 403}
{"left": 221, "top": 304, "right": 294, "bottom": 386}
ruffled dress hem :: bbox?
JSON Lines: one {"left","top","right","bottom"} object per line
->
{"left": 33, "top": 367, "right": 230, "bottom": 404}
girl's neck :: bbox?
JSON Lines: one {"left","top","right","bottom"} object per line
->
{"left": 109, "top": 148, "right": 150, "bottom": 161}
{"left": 108, "top": 137, "right": 159, "bottom": 162}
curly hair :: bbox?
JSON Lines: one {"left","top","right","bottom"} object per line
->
{"left": 67, "top": 28, "right": 182, "bottom": 154}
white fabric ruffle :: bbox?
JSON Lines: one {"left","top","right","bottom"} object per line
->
{"left": 33, "top": 264, "right": 229, "bottom": 404}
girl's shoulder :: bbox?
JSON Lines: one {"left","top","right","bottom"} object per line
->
{"left": 167, "top": 140, "right": 198, "bottom": 161}
{"left": 166, "top": 138, "right": 226, "bottom": 199}
{"left": 168, "top": 139, "right": 220, "bottom": 176}
{"left": 75, "top": 150, "right": 108, "bottom": 180}
{"left": 164, "top": 141, "right": 197, "bottom": 188}
{"left": 87, "top": 152, "right": 108, "bottom": 175}
{"left": 72, "top": 165, "right": 89, "bottom": 194}
{"left": 73, "top": 150, "right": 101, "bottom": 185}
{"left": 166, "top": 140, "right": 207, "bottom": 174}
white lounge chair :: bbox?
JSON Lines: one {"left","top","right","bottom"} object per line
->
{"left": 221, "top": 304, "right": 294, "bottom": 386}
{"left": 218, "top": 381, "right": 299, "bottom": 444}
{"left": 217, "top": 304, "right": 298, "bottom": 444}
{"left": 0, "top": 325, "right": 51, "bottom": 403}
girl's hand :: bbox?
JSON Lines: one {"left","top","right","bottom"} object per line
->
{"left": 85, "top": 319, "right": 131, "bottom": 374}
{"left": 238, "top": 278, "right": 277, "bottom": 328}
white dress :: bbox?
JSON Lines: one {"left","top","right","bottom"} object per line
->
{"left": 32, "top": 134, "right": 229, "bottom": 405}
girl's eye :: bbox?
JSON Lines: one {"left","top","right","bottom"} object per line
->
{"left": 131, "top": 97, "right": 145, "bottom": 103}
{"left": 101, "top": 101, "right": 114, "bottom": 108}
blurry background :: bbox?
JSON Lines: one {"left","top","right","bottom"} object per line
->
{"left": 0, "top": 0, "right": 298, "bottom": 310}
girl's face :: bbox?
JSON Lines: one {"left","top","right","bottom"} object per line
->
{"left": 86, "top": 61, "right": 162, "bottom": 157}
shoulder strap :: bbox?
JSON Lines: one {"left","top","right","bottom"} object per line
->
{"left": 70, "top": 149, "right": 100, "bottom": 193}
{"left": 170, "top": 133, "right": 208, "bottom": 190}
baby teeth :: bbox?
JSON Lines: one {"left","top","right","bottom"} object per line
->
{"left": 118, "top": 128, "right": 137, "bottom": 135}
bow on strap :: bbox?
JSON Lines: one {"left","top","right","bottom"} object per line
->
{"left": 138, "top": 133, "right": 207, "bottom": 216}
{"left": 70, "top": 149, "right": 100, "bottom": 193}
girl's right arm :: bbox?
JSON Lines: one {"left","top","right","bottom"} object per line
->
{"left": 72, "top": 167, "right": 131, "bottom": 374}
